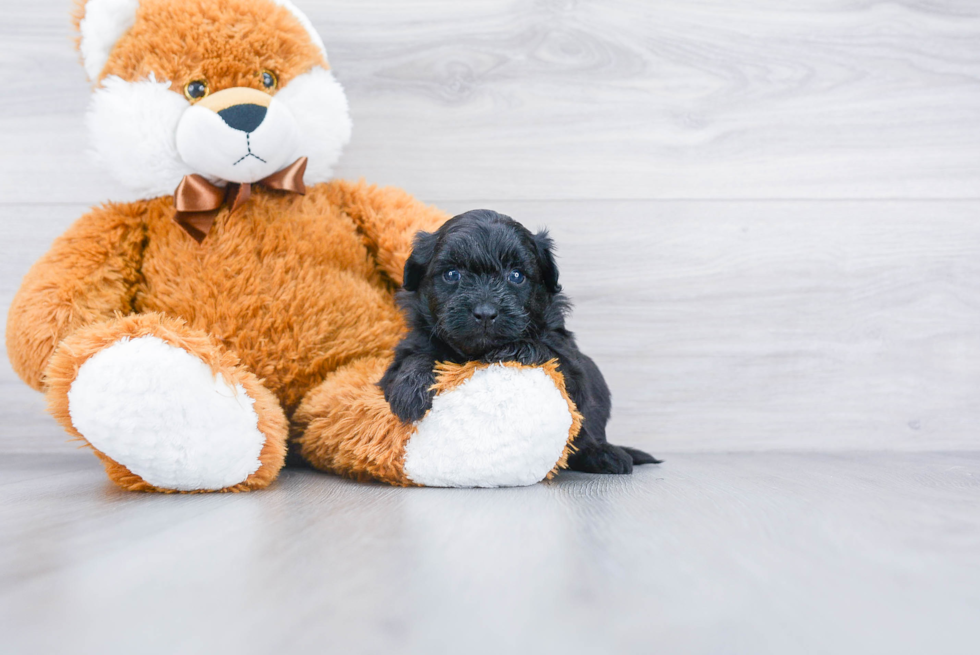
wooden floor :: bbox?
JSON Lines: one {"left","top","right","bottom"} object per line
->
{"left": 1, "top": 452, "right": 979, "bottom": 654}
{"left": 2, "top": 1, "right": 980, "bottom": 652}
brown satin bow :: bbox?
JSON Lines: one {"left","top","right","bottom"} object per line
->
{"left": 173, "top": 156, "right": 308, "bottom": 243}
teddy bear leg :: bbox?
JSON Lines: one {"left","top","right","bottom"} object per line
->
{"left": 44, "top": 314, "right": 288, "bottom": 492}
{"left": 294, "top": 358, "right": 581, "bottom": 488}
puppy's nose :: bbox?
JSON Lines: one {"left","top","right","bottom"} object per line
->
{"left": 473, "top": 303, "right": 498, "bottom": 322}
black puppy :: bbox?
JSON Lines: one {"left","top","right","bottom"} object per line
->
{"left": 379, "top": 209, "right": 660, "bottom": 474}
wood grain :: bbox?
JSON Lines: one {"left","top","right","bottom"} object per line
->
{"left": 1, "top": 452, "right": 978, "bottom": 654}
{"left": 1, "top": 1, "right": 979, "bottom": 204}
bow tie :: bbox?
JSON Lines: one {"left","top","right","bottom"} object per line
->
{"left": 172, "top": 157, "right": 308, "bottom": 243}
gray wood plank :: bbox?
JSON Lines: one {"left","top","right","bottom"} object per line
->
{"left": 1, "top": 452, "right": 978, "bottom": 654}
{"left": 2, "top": 1, "right": 979, "bottom": 204}
{"left": 3, "top": 200, "right": 980, "bottom": 453}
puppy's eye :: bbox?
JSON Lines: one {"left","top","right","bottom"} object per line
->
{"left": 443, "top": 269, "right": 461, "bottom": 283}
{"left": 260, "top": 70, "right": 278, "bottom": 91}
{"left": 508, "top": 269, "right": 526, "bottom": 285}
{"left": 184, "top": 79, "right": 209, "bottom": 101}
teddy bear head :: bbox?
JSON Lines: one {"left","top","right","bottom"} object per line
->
{"left": 75, "top": 0, "right": 352, "bottom": 200}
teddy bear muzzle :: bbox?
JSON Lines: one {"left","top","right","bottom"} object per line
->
{"left": 175, "top": 86, "right": 302, "bottom": 185}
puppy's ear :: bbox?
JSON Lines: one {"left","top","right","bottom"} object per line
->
{"left": 403, "top": 230, "right": 438, "bottom": 291}
{"left": 532, "top": 230, "right": 561, "bottom": 293}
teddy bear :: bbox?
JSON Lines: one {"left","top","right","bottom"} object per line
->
{"left": 5, "top": 0, "right": 581, "bottom": 492}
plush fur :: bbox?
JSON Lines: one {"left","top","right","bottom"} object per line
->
{"left": 10, "top": 177, "right": 457, "bottom": 490}
{"left": 77, "top": 0, "right": 327, "bottom": 81}
{"left": 174, "top": 89, "right": 302, "bottom": 184}
{"left": 380, "top": 210, "right": 661, "bottom": 474}
{"left": 79, "top": 0, "right": 350, "bottom": 200}
{"left": 75, "top": 0, "right": 325, "bottom": 84}
{"left": 292, "top": 358, "right": 582, "bottom": 488}
{"left": 9, "top": 0, "right": 588, "bottom": 492}
{"left": 269, "top": 0, "right": 328, "bottom": 58}
{"left": 8, "top": 0, "right": 459, "bottom": 491}
{"left": 77, "top": 0, "right": 140, "bottom": 80}
{"left": 43, "top": 312, "right": 289, "bottom": 493}
{"left": 86, "top": 74, "right": 195, "bottom": 198}
{"left": 68, "top": 336, "right": 268, "bottom": 491}
{"left": 402, "top": 361, "right": 579, "bottom": 488}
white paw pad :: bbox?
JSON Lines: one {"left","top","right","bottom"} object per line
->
{"left": 403, "top": 364, "right": 573, "bottom": 488}
{"left": 68, "top": 336, "right": 266, "bottom": 491}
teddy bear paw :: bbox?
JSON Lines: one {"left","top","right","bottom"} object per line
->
{"left": 402, "top": 364, "right": 574, "bottom": 488}
{"left": 67, "top": 336, "right": 268, "bottom": 491}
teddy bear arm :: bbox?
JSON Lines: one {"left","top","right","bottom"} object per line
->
{"left": 294, "top": 357, "right": 584, "bottom": 488}
{"left": 6, "top": 205, "right": 146, "bottom": 391}
{"left": 293, "top": 355, "right": 417, "bottom": 486}
{"left": 328, "top": 180, "right": 449, "bottom": 286}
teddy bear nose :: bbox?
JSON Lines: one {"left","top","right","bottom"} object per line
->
{"left": 217, "top": 103, "right": 267, "bottom": 133}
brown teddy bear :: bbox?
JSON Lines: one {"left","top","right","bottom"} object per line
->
{"left": 6, "top": 0, "right": 581, "bottom": 492}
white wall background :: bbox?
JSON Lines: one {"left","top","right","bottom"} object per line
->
{"left": 2, "top": 0, "right": 979, "bottom": 453}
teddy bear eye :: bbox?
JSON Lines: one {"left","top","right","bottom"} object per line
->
{"left": 443, "top": 268, "right": 461, "bottom": 283}
{"left": 183, "top": 80, "right": 209, "bottom": 101}
{"left": 260, "top": 70, "right": 278, "bottom": 90}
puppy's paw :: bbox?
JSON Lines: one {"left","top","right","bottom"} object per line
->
{"left": 383, "top": 378, "right": 434, "bottom": 423}
{"left": 567, "top": 442, "right": 634, "bottom": 475}
{"left": 621, "top": 446, "right": 663, "bottom": 465}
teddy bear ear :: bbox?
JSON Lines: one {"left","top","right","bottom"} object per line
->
{"left": 270, "top": 0, "right": 329, "bottom": 61}
{"left": 73, "top": 0, "right": 141, "bottom": 81}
